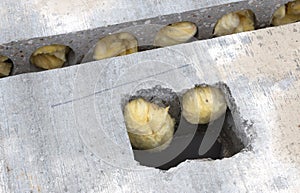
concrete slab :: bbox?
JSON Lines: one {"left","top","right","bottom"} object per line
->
{"left": 0, "top": 21, "right": 299, "bottom": 192}
{"left": 0, "top": 0, "right": 289, "bottom": 75}
{"left": 0, "top": 0, "right": 245, "bottom": 43}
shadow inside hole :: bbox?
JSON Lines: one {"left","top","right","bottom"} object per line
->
{"left": 6, "top": 58, "right": 14, "bottom": 76}
{"left": 138, "top": 45, "right": 158, "bottom": 52}
{"left": 0, "top": 56, "right": 14, "bottom": 78}
{"left": 29, "top": 44, "right": 76, "bottom": 71}
{"left": 124, "top": 85, "right": 245, "bottom": 170}
{"left": 138, "top": 36, "right": 198, "bottom": 52}
{"left": 134, "top": 109, "right": 244, "bottom": 170}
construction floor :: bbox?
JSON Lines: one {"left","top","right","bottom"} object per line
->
{"left": 0, "top": 0, "right": 299, "bottom": 192}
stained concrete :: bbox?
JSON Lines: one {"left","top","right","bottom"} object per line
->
{"left": 0, "top": 0, "right": 300, "bottom": 192}
{"left": 0, "top": 0, "right": 289, "bottom": 75}
{"left": 0, "top": 21, "right": 299, "bottom": 192}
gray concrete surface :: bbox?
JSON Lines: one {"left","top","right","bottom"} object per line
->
{"left": 0, "top": 20, "right": 299, "bottom": 192}
{"left": 0, "top": 0, "right": 289, "bottom": 75}
{"left": 0, "top": 0, "right": 300, "bottom": 192}
{"left": 0, "top": 0, "right": 244, "bottom": 44}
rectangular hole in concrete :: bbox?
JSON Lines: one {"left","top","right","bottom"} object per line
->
{"left": 123, "top": 85, "right": 247, "bottom": 170}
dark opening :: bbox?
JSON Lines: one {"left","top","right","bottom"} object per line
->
{"left": 123, "top": 85, "right": 245, "bottom": 170}
{"left": 0, "top": 56, "right": 14, "bottom": 78}
{"left": 29, "top": 44, "right": 76, "bottom": 71}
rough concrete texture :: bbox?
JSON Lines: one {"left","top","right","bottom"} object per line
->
{"left": 0, "top": 0, "right": 289, "bottom": 75}
{"left": 0, "top": 0, "right": 245, "bottom": 43}
{"left": 0, "top": 19, "right": 299, "bottom": 192}
{"left": 126, "top": 85, "right": 244, "bottom": 170}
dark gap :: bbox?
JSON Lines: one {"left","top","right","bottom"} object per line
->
{"left": 29, "top": 45, "right": 76, "bottom": 71}
{"left": 122, "top": 85, "right": 246, "bottom": 170}
{"left": 0, "top": 56, "right": 14, "bottom": 78}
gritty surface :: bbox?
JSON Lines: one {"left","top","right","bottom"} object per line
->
{"left": 0, "top": 20, "right": 299, "bottom": 192}
{"left": 0, "top": 0, "right": 243, "bottom": 44}
{"left": 0, "top": 0, "right": 289, "bottom": 76}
